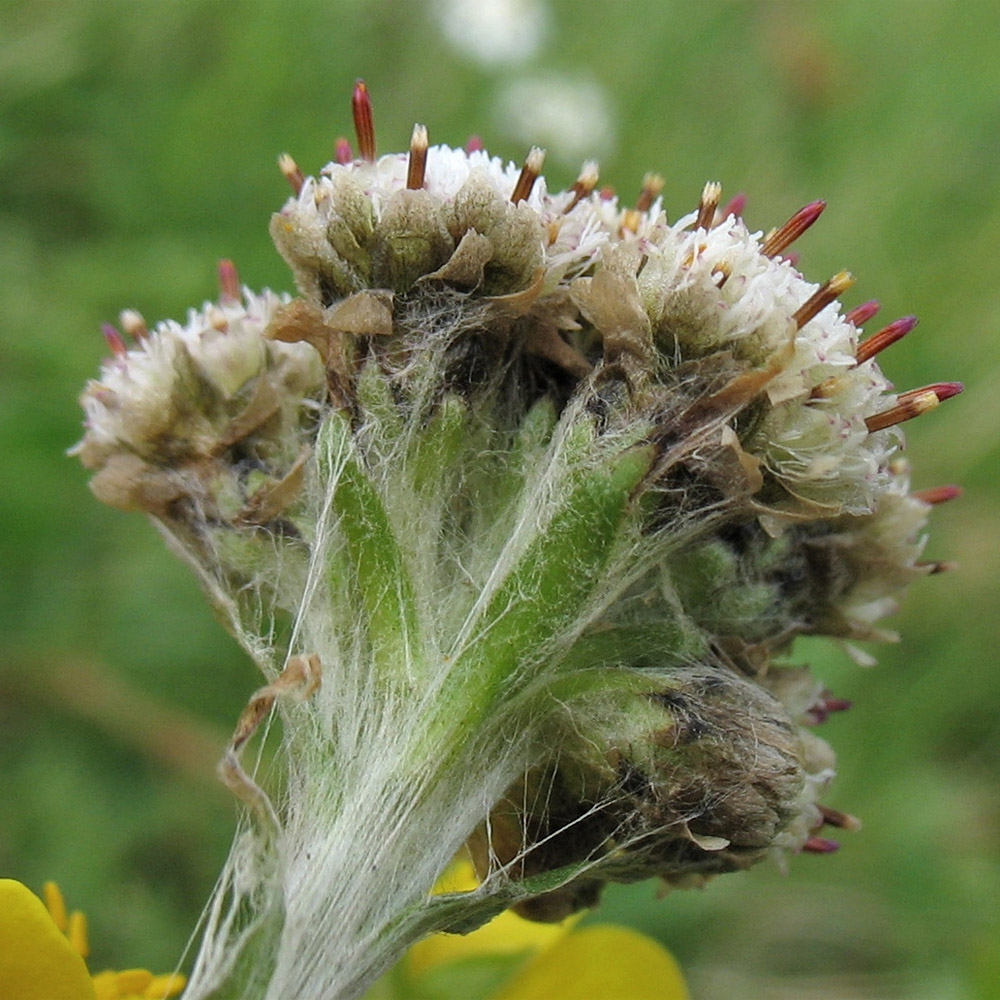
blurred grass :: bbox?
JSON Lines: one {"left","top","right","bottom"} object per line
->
{"left": 1, "top": 1, "right": 998, "bottom": 996}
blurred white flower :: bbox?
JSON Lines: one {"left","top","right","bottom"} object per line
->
{"left": 494, "top": 74, "right": 616, "bottom": 164}
{"left": 433, "top": 0, "right": 549, "bottom": 65}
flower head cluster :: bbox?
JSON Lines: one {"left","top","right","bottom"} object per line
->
{"left": 75, "top": 82, "right": 959, "bottom": 998}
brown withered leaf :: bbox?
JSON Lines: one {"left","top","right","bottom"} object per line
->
{"left": 216, "top": 378, "right": 282, "bottom": 451}
{"left": 422, "top": 229, "right": 494, "bottom": 288}
{"left": 720, "top": 425, "right": 764, "bottom": 494}
{"left": 266, "top": 298, "right": 336, "bottom": 361}
{"left": 325, "top": 289, "right": 394, "bottom": 337}
{"left": 522, "top": 322, "right": 592, "bottom": 378}
{"left": 485, "top": 265, "right": 547, "bottom": 315}
{"left": 235, "top": 451, "right": 309, "bottom": 525}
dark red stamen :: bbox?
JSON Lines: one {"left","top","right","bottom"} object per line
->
{"left": 899, "top": 381, "right": 963, "bottom": 403}
{"left": 822, "top": 696, "right": 853, "bottom": 715}
{"left": 352, "top": 79, "right": 376, "bottom": 162}
{"left": 865, "top": 382, "right": 962, "bottom": 433}
{"left": 510, "top": 146, "right": 545, "bottom": 204}
{"left": 563, "top": 161, "right": 600, "bottom": 214}
{"left": 856, "top": 315, "right": 918, "bottom": 364}
{"left": 278, "top": 153, "right": 305, "bottom": 195}
{"left": 636, "top": 172, "right": 664, "bottom": 214}
{"left": 865, "top": 391, "right": 937, "bottom": 433}
{"left": 696, "top": 180, "right": 722, "bottom": 230}
{"left": 762, "top": 199, "right": 826, "bottom": 257}
{"left": 793, "top": 270, "right": 855, "bottom": 329}
{"left": 846, "top": 299, "right": 881, "bottom": 327}
{"left": 406, "top": 123, "right": 428, "bottom": 190}
{"left": 912, "top": 484, "right": 963, "bottom": 505}
{"left": 818, "top": 805, "right": 862, "bottom": 831}
{"left": 465, "top": 135, "right": 484, "bottom": 153}
{"left": 918, "top": 559, "right": 958, "bottom": 574}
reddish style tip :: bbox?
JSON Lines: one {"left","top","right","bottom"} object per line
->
{"left": 719, "top": 192, "right": 747, "bottom": 220}
{"left": 866, "top": 382, "right": 961, "bottom": 433}
{"left": 856, "top": 315, "right": 918, "bottom": 365}
{"left": 762, "top": 199, "right": 826, "bottom": 258}
{"left": 845, "top": 299, "right": 882, "bottom": 327}
{"left": 102, "top": 323, "right": 128, "bottom": 356}
{"left": 912, "top": 484, "right": 963, "bottom": 505}
{"left": 465, "top": 135, "right": 484, "bottom": 153}
{"left": 352, "top": 79, "right": 376, "bottom": 162}
{"left": 926, "top": 381, "right": 964, "bottom": 402}
{"left": 806, "top": 695, "right": 853, "bottom": 724}
{"left": 803, "top": 836, "right": 840, "bottom": 854}
{"left": 217, "top": 259, "right": 241, "bottom": 302}
{"left": 335, "top": 137, "right": 353, "bottom": 165}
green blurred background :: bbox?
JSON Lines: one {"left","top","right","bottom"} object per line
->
{"left": 1, "top": 1, "right": 997, "bottom": 997}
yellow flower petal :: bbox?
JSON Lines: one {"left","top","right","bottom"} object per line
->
{"left": 0, "top": 880, "right": 97, "bottom": 1000}
{"left": 491, "top": 924, "right": 690, "bottom": 1000}
{"left": 44, "top": 881, "right": 69, "bottom": 933}
{"left": 144, "top": 972, "right": 187, "bottom": 997}
{"left": 91, "top": 966, "right": 186, "bottom": 999}
{"left": 68, "top": 910, "right": 90, "bottom": 958}
{"left": 408, "top": 859, "right": 574, "bottom": 977}
{"left": 407, "top": 906, "right": 572, "bottom": 977}
{"left": 112, "top": 969, "right": 154, "bottom": 994}
{"left": 92, "top": 970, "right": 121, "bottom": 1000}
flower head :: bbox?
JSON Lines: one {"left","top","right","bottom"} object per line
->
{"left": 74, "top": 82, "right": 960, "bottom": 999}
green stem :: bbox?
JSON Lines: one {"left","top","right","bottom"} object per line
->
{"left": 449, "top": 437, "right": 657, "bottom": 728}
{"left": 317, "top": 413, "right": 423, "bottom": 684}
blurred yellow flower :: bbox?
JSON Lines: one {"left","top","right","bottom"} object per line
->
{"left": 370, "top": 861, "right": 690, "bottom": 1000}
{"left": 0, "top": 880, "right": 184, "bottom": 1000}
{"left": 0, "top": 879, "right": 94, "bottom": 1000}
{"left": 1, "top": 869, "right": 687, "bottom": 1000}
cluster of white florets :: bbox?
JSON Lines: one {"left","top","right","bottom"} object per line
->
{"left": 76, "top": 290, "right": 323, "bottom": 470}
{"left": 271, "top": 145, "right": 902, "bottom": 520}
